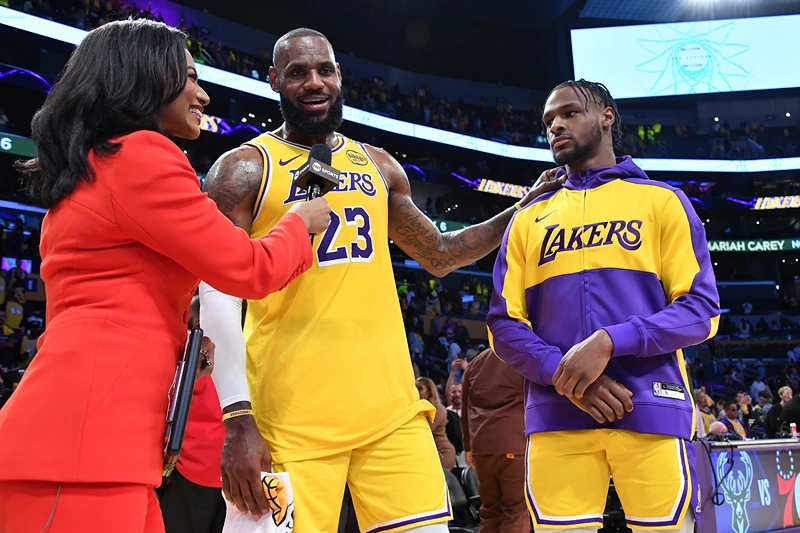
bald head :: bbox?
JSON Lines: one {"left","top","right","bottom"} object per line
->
{"left": 269, "top": 27, "right": 343, "bottom": 139}
{"left": 273, "top": 28, "right": 332, "bottom": 67}
{"left": 709, "top": 421, "right": 727, "bottom": 435}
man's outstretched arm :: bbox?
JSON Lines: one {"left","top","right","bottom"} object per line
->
{"left": 367, "top": 145, "right": 564, "bottom": 276}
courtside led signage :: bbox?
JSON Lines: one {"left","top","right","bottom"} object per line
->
{"left": 0, "top": 132, "right": 36, "bottom": 157}
{"left": 753, "top": 196, "right": 800, "bottom": 210}
{"left": 431, "top": 219, "right": 470, "bottom": 232}
{"left": 708, "top": 239, "right": 800, "bottom": 252}
{"left": 475, "top": 179, "right": 532, "bottom": 199}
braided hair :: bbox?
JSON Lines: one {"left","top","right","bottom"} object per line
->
{"left": 544, "top": 79, "right": 623, "bottom": 148}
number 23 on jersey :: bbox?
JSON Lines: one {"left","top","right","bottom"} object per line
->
{"left": 316, "top": 206, "right": 374, "bottom": 267}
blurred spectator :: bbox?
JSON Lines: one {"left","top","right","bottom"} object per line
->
{"left": 425, "top": 291, "right": 441, "bottom": 315}
{"left": 721, "top": 400, "right": 749, "bottom": 438}
{"left": 19, "top": 328, "right": 39, "bottom": 361}
{"left": 737, "top": 391, "right": 754, "bottom": 427}
{"left": 0, "top": 108, "right": 8, "bottom": 132}
{"left": 446, "top": 337, "right": 462, "bottom": 371}
{"left": 789, "top": 346, "right": 800, "bottom": 365}
{"left": 4, "top": 288, "right": 25, "bottom": 333}
{"left": 750, "top": 375, "right": 769, "bottom": 401}
{"left": 416, "top": 377, "right": 456, "bottom": 470}
{"left": 465, "top": 342, "right": 481, "bottom": 361}
{"left": 453, "top": 320, "right": 469, "bottom": 347}
{"left": 695, "top": 389, "right": 715, "bottom": 436}
{"left": 408, "top": 328, "right": 424, "bottom": 359}
{"left": 779, "top": 393, "right": 800, "bottom": 437}
{"left": 429, "top": 313, "right": 442, "bottom": 336}
{"left": 0, "top": 314, "right": 16, "bottom": 369}
{"left": 444, "top": 407, "right": 464, "bottom": 469}
{"left": 0, "top": 368, "right": 22, "bottom": 409}
{"left": 756, "top": 390, "right": 773, "bottom": 416}
{"left": 755, "top": 359, "right": 767, "bottom": 379}
{"left": 445, "top": 358, "right": 466, "bottom": 415}
{"left": 6, "top": 217, "right": 25, "bottom": 257}
{"left": 708, "top": 421, "right": 727, "bottom": 436}
{"left": 7, "top": 263, "right": 27, "bottom": 292}
{"left": 461, "top": 349, "right": 527, "bottom": 532}
{"left": 767, "top": 386, "right": 793, "bottom": 438}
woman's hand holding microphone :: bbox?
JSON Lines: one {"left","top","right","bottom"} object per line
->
{"left": 289, "top": 198, "right": 332, "bottom": 234}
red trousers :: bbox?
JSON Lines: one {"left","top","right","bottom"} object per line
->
{"left": 0, "top": 480, "right": 165, "bottom": 533}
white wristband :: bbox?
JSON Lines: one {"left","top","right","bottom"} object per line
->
{"left": 198, "top": 281, "right": 251, "bottom": 408}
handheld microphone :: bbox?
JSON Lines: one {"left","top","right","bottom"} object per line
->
{"left": 292, "top": 144, "right": 340, "bottom": 243}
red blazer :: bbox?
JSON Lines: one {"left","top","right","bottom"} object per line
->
{"left": 0, "top": 131, "right": 311, "bottom": 486}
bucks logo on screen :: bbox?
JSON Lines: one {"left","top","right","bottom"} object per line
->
{"left": 717, "top": 451, "right": 753, "bottom": 533}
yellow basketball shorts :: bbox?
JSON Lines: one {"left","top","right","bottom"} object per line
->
{"left": 272, "top": 413, "right": 451, "bottom": 533}
{"left": 525, "top": 430, "right": 699, "bottom": 531}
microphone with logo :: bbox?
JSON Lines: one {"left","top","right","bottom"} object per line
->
{"left": 292, "top": 144, "right": 340, "bottom": 243}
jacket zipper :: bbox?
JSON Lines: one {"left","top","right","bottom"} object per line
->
{"left": 580, "top": 175, "right": 589, "bottom": 341}
{"left": 579, "top": 173, "right": 594, "bottom": 428}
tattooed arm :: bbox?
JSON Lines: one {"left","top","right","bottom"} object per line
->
{"left": 366, "top": 145, "right": 565, "bottom": 276}
{"left": 201, "top": 145, "right": 264, "bottom": 232}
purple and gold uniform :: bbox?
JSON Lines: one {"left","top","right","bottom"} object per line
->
{"left": 241, "top": 132, "right": 449, "bottom": 533}
{"left": 488, "top": 156, "right": 719, "bottom": 530}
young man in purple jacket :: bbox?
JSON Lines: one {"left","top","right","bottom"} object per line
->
{"left": 487, "top": 79, "right": 720, "bottom": 533}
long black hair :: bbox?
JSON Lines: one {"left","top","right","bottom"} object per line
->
{"left": 544, "top": 79, "right": 623, "bottom": 148}
{"left": 15, "top": 18, "right": 188, "bottom": 208}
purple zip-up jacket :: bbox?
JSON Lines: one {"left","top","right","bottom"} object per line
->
{"left": 487, "top": 157, "right": 720, "bottom": 440}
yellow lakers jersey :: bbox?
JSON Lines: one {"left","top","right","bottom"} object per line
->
{"left": 5, "top": 300, "right": 23, "bottom": 330}
{"left": 243, "top": 132, "right": 433, "bottom": 463}
{"left": 21, "top": 335, "right": 37, "bottom": 356}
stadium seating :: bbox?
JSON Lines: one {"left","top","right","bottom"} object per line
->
{"left": 444, "top": 468, "right": 479, "bottom": 531}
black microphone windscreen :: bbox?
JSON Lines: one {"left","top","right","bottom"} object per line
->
{"left": 310, "top": 144, "right": 332, "bottom": 165}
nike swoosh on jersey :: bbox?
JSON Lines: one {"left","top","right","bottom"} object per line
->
{"left": 278, "top": 155, "right": 302, "bottom": 166}
{"left": 535, "top": 211, "right": 556, "bottom": 223}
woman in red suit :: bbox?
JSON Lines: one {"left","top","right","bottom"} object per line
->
{"left": 0, "top": 19, "right": 330, "bottom": 533}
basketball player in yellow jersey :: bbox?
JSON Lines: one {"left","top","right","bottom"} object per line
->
{"left": 199, "top": 28, "right": 563, "bottom": 533}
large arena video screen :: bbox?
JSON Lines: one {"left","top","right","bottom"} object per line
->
{"left": 571, "top": 15, "right": 800, "bottom": 99}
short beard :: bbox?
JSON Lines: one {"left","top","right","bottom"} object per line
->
{"left": 553, "top": 122, "right": 603, "bottom": 167}
{"left": 279, "top": 92, "right": 344, "bottom": 137}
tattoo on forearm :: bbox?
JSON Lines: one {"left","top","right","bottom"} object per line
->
{"left": 439, "top": 208, "right": 514, "bottom": 260}
{"left": 392, "top": 196, "right": 515, "bottom": 272}
{"left": 393, "top": 199, "right": 439, "bottom": 259}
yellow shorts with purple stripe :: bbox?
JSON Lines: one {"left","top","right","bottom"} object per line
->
{"left": 272, "top": 414, "right": 451, "bottom": 533}
{"left": 525, "top": 430, "right": 698, "bottom": 531}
